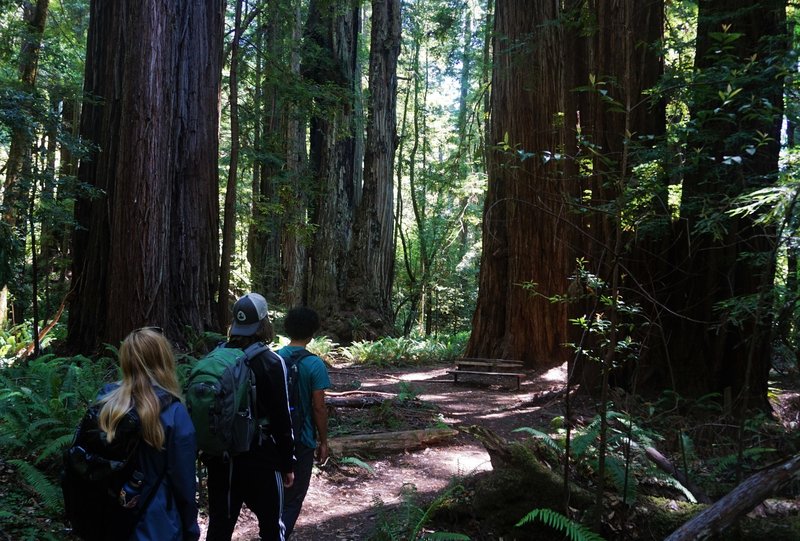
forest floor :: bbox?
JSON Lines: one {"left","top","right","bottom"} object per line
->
{"left": 193, "top": 360, "right": 800, "bottom": 541}
{"left": 197, "top": 361, "right": 572, "bottom": 540}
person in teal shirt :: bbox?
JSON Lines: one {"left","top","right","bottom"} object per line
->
{"left": 277, "top": 307, "right": 331, "bottom": 538}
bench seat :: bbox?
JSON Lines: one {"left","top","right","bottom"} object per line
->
{"left": 446, "top": 369, "right": 526, "bottom": 390}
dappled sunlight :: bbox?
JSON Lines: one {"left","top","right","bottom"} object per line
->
{"left": 540, "top": 362, "right": 567, "bottom": 382}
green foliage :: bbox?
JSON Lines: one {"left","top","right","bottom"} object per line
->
{"left": 343, "top": 333, "right": 468, "bottom": 367}
{"left": 0, "top": 352, "right": 118, "bottom": 523}
{"left": 337, "top": 456, "right": 375, "bottom": 474}
{"left": 7, "top": 458, "right": 62, "bottom": 512}
{"left": 515, "top": 410, "right": 668, "bottom": 504}
{"left": 516, "top": 508, "right": 605, "bottom": 541}
{"left": 370, "top": 483, "right": 470, "bottom": 541}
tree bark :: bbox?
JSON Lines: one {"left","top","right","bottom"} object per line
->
{"left": 328, "top": 427, "right": 459, "bottom": 456}
{"left": 304, "top": 0, "right": 360, "bottom": 331}
{"left": 466, "top": 1, "right": 576, "bottom": 368}
{"left": 346, "top": 0, "right": 401, "bottom": 336}
{"left": 654, "top": 0, "right": 786, "bottom": 410}
{"left": 68, "top": 0, "right": 223, "bottom": 350}
{"left": 665, "top": 454, "right": 800, "bottom": 541}
{"left": 218, "top": 0, "right": 245, "bottom": 326}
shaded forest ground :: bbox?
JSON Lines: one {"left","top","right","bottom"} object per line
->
{"left": 197, "top": 361, "right": 800, "bottom": 541}
{"left": 199, "top": 362, "right": 569, "bottom": 540}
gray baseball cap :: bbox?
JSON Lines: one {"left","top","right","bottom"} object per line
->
{"left": 230, "top": 293, "right": 269, "bottom": 336}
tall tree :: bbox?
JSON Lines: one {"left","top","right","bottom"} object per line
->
{"left": 653, "top": 0, "right": 787, "bottom": 409}
{"left": 303, "top": 0, "right": 360, "bottom": 332}
{"left": 466, "top": 0, "right": 577, "bottom": 367}
{"left": 68, "top": 0, "right": 224, "bottom": 350}
{"left": 0, "top": 0, "right": 49, "bottom": 328}
{"left": 567, "top": 0, "right": 666, "bottom": 392}
{"left": 346, "top": 0, "right": 401, "bottom": 336}
{"left": 218, "top": 0, "right": 246, "bottom": 326}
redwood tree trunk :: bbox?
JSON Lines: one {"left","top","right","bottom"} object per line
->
{"left": 568, "top": 0, "right": 666, "bottom": 393}
{"left": 345, "top": 0, "right": 401, "bottom": 336}
{"left": 466, "top": 1, "right": 576, "bottom": 367}
{"left": 304, "top": 0, "right": 360, "bottom": 332}
{"left": 655, "top": 0, "right": 785, "bottom": 409}
{"left": 68, "top": 0, "right": 223, "bottom": 350}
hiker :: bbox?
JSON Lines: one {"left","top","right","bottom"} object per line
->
{"left": 277, "top": 306, "right": 331, "bottom": 538}
{"left": 63, "top": 327, "right": 200, "bottom": 540}
{"left": 205, "top": 292, "right": 296, "bottom": 541}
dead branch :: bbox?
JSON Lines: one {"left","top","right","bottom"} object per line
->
{"left": 665, "top": 453, "right": 800, "bottom": 541}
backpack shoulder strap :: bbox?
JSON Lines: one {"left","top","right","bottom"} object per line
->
{"left": 243, "top": 341, "right": 269, "bottom": 360}
{"left": 285, "top": 348, "right": 315, "bottom": 367}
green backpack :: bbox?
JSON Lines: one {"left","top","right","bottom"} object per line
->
{"left": 185, "top": 342, "right": 268, "bottom": 457}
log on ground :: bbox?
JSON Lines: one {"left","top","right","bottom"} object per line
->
{"left": 329, "top": 427, "right": 459, "bottom": 456}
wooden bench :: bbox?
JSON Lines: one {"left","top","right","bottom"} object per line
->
{"left": 447, "top": 360, "right": 525, "bottom": 390}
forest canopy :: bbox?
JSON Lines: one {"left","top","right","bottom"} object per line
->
{"left": 0, "top": 0, "right": 797, "bottom": 408}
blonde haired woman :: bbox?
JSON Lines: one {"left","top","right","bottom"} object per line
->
{"left": 95, "top": 327, "right": 200, "bottom": 540}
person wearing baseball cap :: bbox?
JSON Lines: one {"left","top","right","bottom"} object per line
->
{"left": 205, "top": 293, "right": 296, "bottom": 541}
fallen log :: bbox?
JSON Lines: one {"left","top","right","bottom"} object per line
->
{"left": 326, "top": 395, "right": 388, "bottom": 408}
{"left": 665, "top": 453, "right": 800, "bottom": 541}
{"left": 327, "top": 390, "right": 396, "bottom": 398}
{"left": 328, "top": 427, "right": 459, "bottom": 457}
{"left": 645, "top": 446, "right": 712, "bottom": 504}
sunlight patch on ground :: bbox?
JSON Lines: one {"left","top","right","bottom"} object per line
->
{"left": 541, "top": 362, "right": 567, "bottom": 382}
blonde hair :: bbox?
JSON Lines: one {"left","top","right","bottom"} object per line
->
{"left": 98, "top": 328, "right": 182, "bottom": 449}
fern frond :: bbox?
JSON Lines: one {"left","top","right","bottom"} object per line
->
{"left": 36, "top": 433, "right": 75, "bottom": 464}
{"left": 516, "top": 508, "right": 605, "bottom": 541}
{"left": 605, "top": 455, "right": 637, "bottom": 503}
{"left": 514, "top": 427, "right": 564, "bottom": 455}
{"left": 8, "top": 459, "right": 63, "bottom": 512}
{"left": 338, "top": 456, "right": 375, "bottom": 473}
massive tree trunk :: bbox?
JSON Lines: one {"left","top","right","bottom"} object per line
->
{"left": 68, "top": 0, "right": 223, "bottom": 350}
{"left": 303, "top": 0, "right": 360, "bottom": 333}
{"left": 567, "top": 0, "right": 666, "bottom": 392}
{"left": 466, "top": 1, "right": 576, "bottom": 368}
{"left": 248, "top": 0, "right": 307, "bottom": 307}
{"left": 0, "top": 0, "right": 49, "bottom": 328}
{"left": 654, "top": 0, "right": 785, "bottom": 410}
{"left": 345, "top": 0, "right": 401, "bottom": 336}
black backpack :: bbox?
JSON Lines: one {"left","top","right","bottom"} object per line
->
{"left": 61, "top": 397, "right": 171, "bottom": 540}
{"left": 282, "top": 349, "right": 315, "bottom": 435}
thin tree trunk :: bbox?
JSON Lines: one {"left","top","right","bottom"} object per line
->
{"left": 1, "top": 0, "right": 49, "bottom": 328}
{"left": 218, "top": 0, "right": 245, "bottom": 326}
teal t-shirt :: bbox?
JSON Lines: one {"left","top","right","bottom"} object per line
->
{"left": 278, "top": 345, "right": 331, "bottom": 449}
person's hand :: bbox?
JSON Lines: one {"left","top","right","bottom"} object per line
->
{"left": 316, "top": 442, "right": 329, "bottom": 465}
{"left": 283, "top": 471, "right": 294, "bottom": 488}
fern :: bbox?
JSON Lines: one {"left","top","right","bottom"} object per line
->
{"left": 513, "top": 427, "right": 565, "bottom": 455}
{"left": 8, "top": 459, "right": 62, "bottom": 512}
{"left": 516, "top": 508, "right": 605, "bottom": 541}
{"left": 339, "top": 456, "right": 376, "bottom": 473}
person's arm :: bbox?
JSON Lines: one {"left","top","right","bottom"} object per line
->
{"left": 311, "top": 389, "right": 329, "bottom": 463}
{"left": 168, "top": 404, "right": 201, "bottom": 541}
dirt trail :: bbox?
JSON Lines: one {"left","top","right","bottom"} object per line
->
{"left": 198, "top": 363, "right": 568, "bottom": 540}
